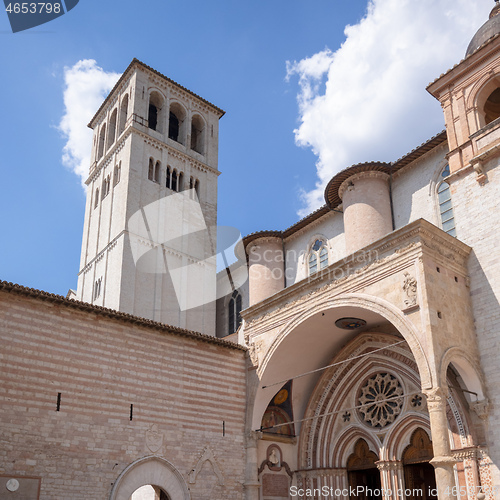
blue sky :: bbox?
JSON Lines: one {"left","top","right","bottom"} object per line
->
{"left": 0, "top": 0, "right": 492, "bottom": 296}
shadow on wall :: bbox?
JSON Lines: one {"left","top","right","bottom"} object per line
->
{"left": 467, "top": 250, "right": 500, "bottom": 487}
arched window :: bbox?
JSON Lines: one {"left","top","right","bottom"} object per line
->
{"left": 148, "top": 91, "right": 164, "bottom": 132}
{"left": 168, "top": 103, "right": 186, "bottom": 144}
{"left": 93, "top": 277, "right": 102, "bottom": 300}
{"left": 483, "top": 88, "right": 500, "bottom": 125}
{"left": 308, "top": 239, "right": 328, "bottom": 275}
{"left": 113, "top": 162, "right": 121, "bottom": 186}
{"left": 119, "top": 94, "right": 128, "bottom": 134}
{"left": 228, "top": 290, "right": 242, "bottom": 335}
{"left": 94, "top": 188, "right": 100, "bottom": 209}
{"left": 102, "top": 175, "right": 111, "bottom": 199}
{"left": 97, "top": 124, "right": 106, "bottom": 160}
{"left": 171, "top": 170, "right": 178, "bottom": 191}
{"left": 190, "top": 114, "right": 205, "bottom": 154}
{"left": 166, "top": 166, "right": 171, "bottom": 189}
{"left": 148, "top": 158, "right": 154, "bottom": 181}
{"left": 169, "top": 112, "right": 179, "bottom": 141}
{"left": 437, "top": 165, "right": 456, "bottom": 237}
{"left": 155, "top": 161, "right": 161, "bottom": 183}
{"left": 107, "top": 108, "right": 117, "bottom": 148}
{"left": 178, "top": 172, "right": 183, "bottom": 191}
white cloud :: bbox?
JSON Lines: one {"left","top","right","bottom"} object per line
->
{"left": 58, "top": 60, "right": 120, "bottom": 187}
{"left": 287, "top": 0, "right": 492, "bottom": 216}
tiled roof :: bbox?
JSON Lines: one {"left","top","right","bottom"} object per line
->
{"left": 0, "top": 280, "right": 245, "bottom": 351}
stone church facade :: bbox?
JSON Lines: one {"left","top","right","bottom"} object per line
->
{"left": 1, "top": 5, "right": 500, "bottom": 500}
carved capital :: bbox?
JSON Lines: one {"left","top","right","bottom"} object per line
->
{"left": 470, "top": 399, "right": 490, "bottom": 421}
{"left": 430, "top": 455, "right": 459, "bottom": 468}
{"left": 246, "top": 431, "right": 263, "bottom": 448}
{"left": 376, "top": 460, "right": 403, "bottom": 471}
{"left": 423, "top": 387, "right": 449, "bottom": 412}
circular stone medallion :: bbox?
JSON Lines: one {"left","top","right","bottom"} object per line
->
{"left": 358, "top": 373, "right": 403, "bottom": 428}
{"left": 6, "top": 479, "right": 20, "bottom": 492}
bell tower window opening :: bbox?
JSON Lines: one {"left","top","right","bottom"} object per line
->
{"left": 178, "top": 171, "right": 183, "bottom": 191}
{"left": 483, "top": 87, "right": 500, "bottom": 125}
{"left": 97, "top": 124, "right": 106, "bottom": 160}
{"left": 228, "top": 290, "right": 242, "bottom": 335}
{"left": 169, "top": 112, "right": 179, "bottom": 141}
{"left": 94, "top": 188, "right": 100, "bottom": 209}
{"left": 119, "top": 94, "right": 128, "bottom": 134}
{"left": 190, "top": 114, "right": 205, "bottom": 154}
{"left": 148, "top": 104, "right": 158, "bottom": 131}
{"left": 148, "top": 91, "right": 164, "bottom": 133}
{"left": 308, "top": 239, "right": 328, "bottom": 276}
{"left": 437, "top": 165, "right": 456, "bottom": 237}
{"left": 168, "top": 103, "right": 186, "bottom": 144}
{"left": 107, "top": 108, "right": 117, "bottom": 148}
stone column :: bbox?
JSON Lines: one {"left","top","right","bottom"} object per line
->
{"left": 244, "top": 431, "right": 262, "bottom": 500}
{"left": 424, "top": 388, "right": 458, "bottom": 500}
{"left": 333, "top": 469, "right": 349, "bottom": 500}
{"left": 376, "top": 461, "right": 405, "bottom": 500}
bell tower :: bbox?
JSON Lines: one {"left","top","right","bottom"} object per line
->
{"left": 427, "top": 1, "right": 500, "bottom": 183}
{"left": 76, "top": 59, "right": 224, "bottom": 336}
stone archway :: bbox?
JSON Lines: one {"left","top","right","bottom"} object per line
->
{"left": 109, "top": 456, "right": 190, "bottom": 500}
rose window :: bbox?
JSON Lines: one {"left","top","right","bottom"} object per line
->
{"left": 358, "top": 373, "right": 403, "bottom": 428}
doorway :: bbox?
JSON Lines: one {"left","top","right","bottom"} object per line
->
{"left": 347, "top": 439, "right": 382, "bottom": 500}
{"left": 402, "top": 428, "right": 437, "bottom": 500}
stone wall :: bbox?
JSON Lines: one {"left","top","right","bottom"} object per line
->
{"left": 450, "top": 161, "right": 500, "bottom": 487}
{"left": 0, "top": 284, "right": 247, "bottom": 499}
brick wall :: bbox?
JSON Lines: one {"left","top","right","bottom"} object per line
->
{"left": 0, "top": 285, "right": 247, "bottom": 499}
